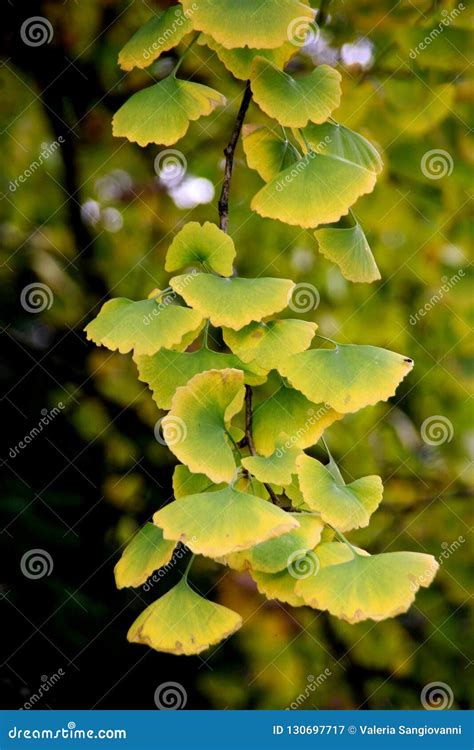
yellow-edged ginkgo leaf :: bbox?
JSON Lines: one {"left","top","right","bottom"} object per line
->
{"left": 223, "top": 319, "right": 317, "bottom": 372}
{"left": 253, "top": 386, "right": 342, "bottom": 455}
{"left": 165, "top": 222, "right": 236, "bottom": 276}
{"left": 296, "top": 550, "right": 439, "bottom": 623}
{"left": 112, "top": 77, "right": 226, "bottom": 147}
{"left": 154, "top": 486, "right": 299, "bottom": 557}
{"left": 303, "top": 122, "right": 383, "bottom": 175}
{"left": 279, "top": 343, "right": 414, "bottom": 414}
{"left": 165, "top": 369, "right": 245, "bottom": 483}
{"left": 172, "top": 465, "right": 222, "bottom": 499}
{"left": 224, "top": 513, "right": 324, "bottom": 573}
{"left": 84, "top": 296, "right": 204, "bottom": 356}
{"left": 241, "top": 438, "right": 302, "bottom": 485}
{"left": 242, "top": 124, "right": 299, "bottom": 181}
{"left": 128, "top": 578, "right": 242, "bottom": 655}
{"left": 250, "top": 568, "right": 305, "bottom": 606}
{"left": 118, "top": 6, "right": 193, "bottom": 71}
{"left": 170, "top": 273, "right": 294, "bottom": 330}
{"left": 251, "top": 150, "right": 378, "bottom": 229}
{"left": 135, "top": 348, "right": 266, "bottom": 410}
{"left": 297, "top": 454, "right": 383, "bottom": 532}
{"left": 114, "top": 523, "right": 176, "bottom": 589}
{"left": 314, "top": 224, "right": 380, "bottom": 283}
{"left": 250, "top": 58, "right": 342, "bottom": 127}
{"left": 181, "top": 0, "right": 315, "bottom": 49}
{"left": 200, "top": 34, "right": 296, "bottom": 80}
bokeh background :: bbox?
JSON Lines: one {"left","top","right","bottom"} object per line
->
{"left": 1, "top": 0, "right": 472, "bottom": 710}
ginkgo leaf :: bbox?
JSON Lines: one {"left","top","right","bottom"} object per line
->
{"left": 172, "top": 465, "right": 222, "bottom": 499}
{"left": 295, "top": 550, "right": 439, "bottom": 623}
{"left": 165, "top": 369, "right": 245, "bottom": 483}
{"left": 128, "top": 578, "right": 242, "bottom": 655}
{"left": 250, "top": 568, "right": 306, "bottom": 606}
{"left": 135, "top": 348, "right": 266, "bottom": 410}
{"left": 241, "top": 437, "right": 302, "bottom": 485}
{"left": 84, "top": 297, "right": 205, "bottom": 356}
{"left": 251, "top": 150, "right": 378, "bottom": 229}
{"left": 224, "top": 513, "right": 324, "bottom": 573}
{"left": 303, "top": 122, "right": 383, "bottom": 175}
{"left": 297, "top": 455, "right": 383, "bottom": 532}
{"left": 165, "top": 222, "right": 236, "bottom": 276}
{"left": 112, "top": 77, "right": 226, "bottom": 147}
{"left": 114, "top": 523, "right": 176, "bottom": 589}
{"left": 242, "top": 124, "right": 299, "bottom": 181}
{"left": 253, "top": 385, "right": 343, "bottom": 455}
{"left": 201, "top": 34, "right": 295, "bottom": 80}
{"left": 314, "top": 224, "right": 380, "bottom": 283}
{"left": 279, "top": 343, "right": 414, "bottom": 414}
{"left": 153, "top": 486, "right": 299, "bottom": 557}
{"left": 250, "top": 58, "right": 342, "bottom": 128}
{"left": 170, "top": 273, "right": 294, "bottom": 330}
{"left": 181, "top": 0, "right": 315, "bottom": 49}
{"left": 118, "top": 6, "right": 193, "bottom": 71}
{"left": 223, "top": 319, "right": 317, "bottom": 371}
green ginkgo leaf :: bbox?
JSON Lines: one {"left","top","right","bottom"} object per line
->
{"left": 241, "top": 437, "right": 302, "bottom": 485}
{"left": 224, "top": 513, "right": 324, "bottom": 573}
{"left": 172, "top": 465, "right": 223, "bottom": 499}
{"left": 165, "top": 222, "right": 236, "bottom": 276}
{"left": 181, "top": 0, "right": 315, "bottom": 49}
{"left": 112, "top": 77, "right": 226, "bottom": 147}
{"left": 251, "top": 150, "right": 378, "bottom": 229}
{"left": 223, "top": 319, "right": 317, "bottom": 371}
{"left": 242, "top": 125, "right": 299, "bottom": 181}
{"left": 314, "top": 224, "right": 380, "bottom": 283}
{"left": 297, "top": 454, "right": 383, "bottom": 532}
{"left": 303, "top": 122, "right": 383, "bottom": 175}
{"left": 84, "top": 296, "right": 205, "bottom": 356}
{"left": 279, "top": 343, "right": 414, "bottom": 414}
{"left": 170, "top": 273, "right": 294, "bottom": 330}
{"left": 114, "top": 523, "right": 176, "bottom": 589}
{"left": 250, "top": 568, "right": 306, "bottom": 606}
{"left": 118, "top": 6, "right": 193, "bottom": 71}
{"left": 200, "top": 34, "right": 295, "bottom": 80}
{"left": 253, "top": 386, "right": 343, "bottom": 455}
{"left": 154, "top": 486, "right": 299, "bottom": 557}
{"left": 165, "top": 368, "right": 245, "bottom": 483}
{"left": 296, "top": 550, "right": 439, "bottom": 623}
{"left": 250, "top": 58, "right": 342, "bottom": 128}
{"left": 135, "top": 348, "right": 266, "bottom": 410}
{"left": 128, "top": 578, "right": 242, "bottom": 655}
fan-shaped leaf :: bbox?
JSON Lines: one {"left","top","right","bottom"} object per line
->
{"left": 84, "top": 296, "right": 204, "bottom": 356}
{"left": 114, "top": 523, "right": 176, "bottom": 589}
{"left": 201, "top": 34, "right": 295, "bottom": 80}
{"left": 297, "top": 455, "right": 383, "bottom": 532}
{"left": 223, "top": 319, "right": 317, "bottom": 371}
{"left": 314, "top": 224, "right": 380, "bottom": 283}
{"left": 172, "top": 465, "right": 223, "bottom": 499}
{"left": 118, "top": 6, "right": 193, "bottom": 71}
{"left": 279, "top": 343, "right": 414, "bottom": 414}
{"left": 165, "top": 221, "right": 236, "bottom": 276}
{"left": 128, "top": 578, "right": 242, "bottom": 655}
{"left": 251, "top": 58, "right": 341, "bottom": 127}
{"left": 181, "top": 0, "right": 315, "bottom": 49}
{"left": 154, "top": 486, "right": 299, "bottom": 557}
{"left": 250, "top": 568, "right": 305, "bottom": 606}
{"left": 303, "top": 122, "right": 383, "bottom": 174}
{"left": 242, "top": 124, "right": 299, "bottom": 181}
{"left": 242, "top": 437, "right": 302, "bottom": 485}
{"left": 170, "top": 273, "right": 294, "bottom": 330}
{"left": 112, "top": 77, "right": 226, "bottom": 147}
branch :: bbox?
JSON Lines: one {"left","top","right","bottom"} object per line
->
{"left": 218, "top": 80, "right": 253, "bottom": 233}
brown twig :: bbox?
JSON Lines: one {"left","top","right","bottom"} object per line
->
{"left": 218, "top": 80, "right": 253, "bottom": 233}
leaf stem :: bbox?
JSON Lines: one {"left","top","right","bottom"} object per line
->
{"left": 183, "top": 552, "right": 195, "bottom": 579}
{"left": 172, "top": 33, "right": 200, "bottom": 76}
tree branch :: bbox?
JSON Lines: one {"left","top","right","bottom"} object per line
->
{"left": 218, "top": 80, "right": 252, "bottom": 233}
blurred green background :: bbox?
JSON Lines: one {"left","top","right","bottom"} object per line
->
{"left": 1, "top": 0, "right": 472, "bottom": 710}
